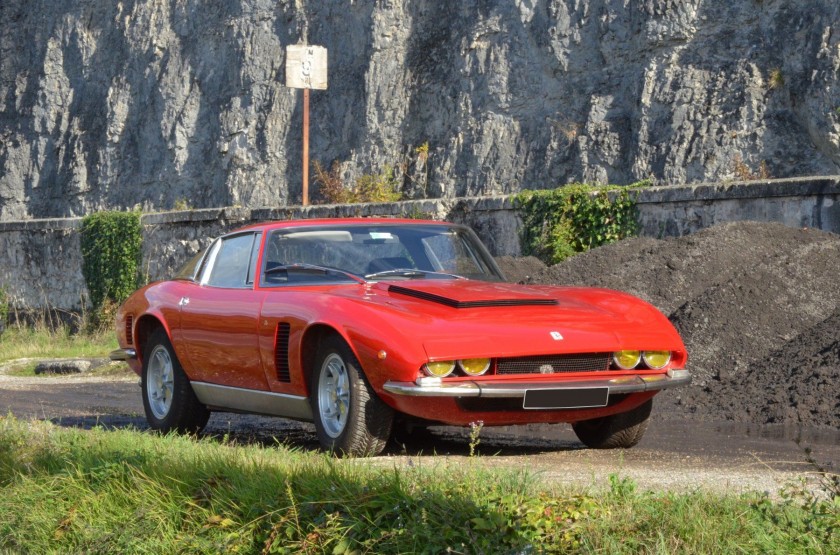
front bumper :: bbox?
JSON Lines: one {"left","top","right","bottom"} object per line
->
{"left": 109, "top": 348, "right": 137, "bottom": 361}
{"left": 383, "top": 369, "right": 691, "bottom": 398}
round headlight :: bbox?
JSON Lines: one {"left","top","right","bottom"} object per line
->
{"left": 457, "top": 358, "right": 491, "bottom": 376}
{"left": 613, "top": 350, "right": 641, "bottom": 370}
{"left": 642, "top": 350, "right": 671, "bottom": 369}
{"left": 424, "top": 361, "right": 456, "bottom": 378}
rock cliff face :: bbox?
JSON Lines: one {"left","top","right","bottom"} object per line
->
{"left": 1, "top": 0, "right": 839, "bottom": 220}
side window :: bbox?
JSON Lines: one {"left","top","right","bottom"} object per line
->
{"left": 206, "top": 234, "right": 257, "bottom": 288}
{"left": 246, "top": 232, "right": 262, "bottom": 285}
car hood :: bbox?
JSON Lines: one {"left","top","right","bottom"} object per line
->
{"left": 330, "top": 280, "right": 685, "bottom": 360}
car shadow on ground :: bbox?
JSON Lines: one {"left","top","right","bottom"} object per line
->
{"left": 48, "top": 413, "right": 585, "bottom": 457}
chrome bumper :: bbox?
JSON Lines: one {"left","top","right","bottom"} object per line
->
{"left": 383, "top": 369, "right": 691, "bottom": 398}
{"left": 109, "top": 348, "right": 137, "bottom": 361}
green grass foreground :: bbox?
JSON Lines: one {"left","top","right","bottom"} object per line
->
{"left": 0, "top": 325, "right": 117, "bottom": 364}
{"left": 0, "top": 418, "right": 836, "bottom": 554}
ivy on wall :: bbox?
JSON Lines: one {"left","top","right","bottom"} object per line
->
{"left": 0, "top": 285, "right": 8, "bottom": 332}
{"left": 514, "top": 183, "right": 641, "bottom": 264}
{"left": 80, "top": 211, "right": 142, "bottom": 310}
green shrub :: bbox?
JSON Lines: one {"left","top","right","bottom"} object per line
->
{"left": 514, "top": 183, "right": 641, "bottom": 264}
{"left": 80, "top": 211, "right": 142, "bottom": 312}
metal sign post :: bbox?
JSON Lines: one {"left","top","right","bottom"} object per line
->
{"left": 285, "top": 45, "right": 328, "bottom": 206}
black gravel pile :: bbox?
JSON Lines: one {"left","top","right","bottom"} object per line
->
{"left": 512, "top": 221, "right": 840, "bottom": 429}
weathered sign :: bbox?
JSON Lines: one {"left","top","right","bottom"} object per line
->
{"left": 285, "top": 45, "right": 328, "bottom": 90}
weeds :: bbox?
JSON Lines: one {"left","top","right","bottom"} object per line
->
{"left": 0, "top": 307, "right": 117, "bottom": 363}
{"left": 312, "top": 161, "right": 402, "bottom": 204}
{"left": 173, "top": 198, "right": 192, "bottom": 211}
{"left": 468, "top": 420, "right": 483, "bottom": 457}
{"left": 313, "top": 143, "right": 433, "bottom": 204}
{"left": 551, "top": 119, "right": 580, "bottom": 144}
{"left": 414, "top": 142, "right": 429, "bottom": 165}
{"left": 412, "top": 142, "right": 431, "bottom": 198}
{"left": 733, "top": 154, "right": 772, "bottom": 181}
{"left": 768, "top": 67, "right": 785, "bottom": 90}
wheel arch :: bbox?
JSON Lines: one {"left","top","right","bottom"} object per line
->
{"left": 134, "top": 314, "right": 170, "bottom": 365}
{"left": 300, "top": 323, "right": 358, "bottom": 392}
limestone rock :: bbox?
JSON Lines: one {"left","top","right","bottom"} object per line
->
{"left": 1, "top": 0, "right": 839, "bottom": 220}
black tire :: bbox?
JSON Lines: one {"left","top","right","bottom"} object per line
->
{"left": 310, "top": 336, "right": 393, "bottom": 457}
{"left": 141, "top": 328, "right": 210, "bottom": 434}
{"left": 572, "top": 399, "right": 652, "bottom": 449}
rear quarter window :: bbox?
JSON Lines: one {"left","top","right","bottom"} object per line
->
{"left": 206, "top": 233, "right": 259, "bottom": 288}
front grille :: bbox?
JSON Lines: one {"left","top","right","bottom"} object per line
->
{"left": 497, "top": 353, "right": 611, "bottom": 375}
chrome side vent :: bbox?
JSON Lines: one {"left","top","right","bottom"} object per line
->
{"left": 275, "top": 323, "right": 291, "bottom": 383}
{"left": 125, "top": 316, "right": 134, "bottom": 345}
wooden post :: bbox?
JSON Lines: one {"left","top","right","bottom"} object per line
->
{"left": 285, "top": 44, "right": 326, "bottom": 208}
{"left": 302, "top": 88, "right": 310, "bottom": 206}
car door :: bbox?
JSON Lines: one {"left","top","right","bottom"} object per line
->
{"left": 178, "top": 231, "right": 270, "bottom": 391}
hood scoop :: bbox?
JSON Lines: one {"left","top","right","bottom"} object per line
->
{"left": 388, "top": 284, "right": 559, "bottom": 308}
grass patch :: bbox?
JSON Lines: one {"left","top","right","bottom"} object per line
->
{"left": 0, "top": 324, "right": 117, "bottom": 364}
{"left": 2, "top": 361, "right": 39, "bottom": 377}
{"left": 0, "top": 417, "right": 836, "bottom": 554}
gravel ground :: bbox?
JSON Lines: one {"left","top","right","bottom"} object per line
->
{"left": 500, "top": 221, "right": 840, "bottom": 430}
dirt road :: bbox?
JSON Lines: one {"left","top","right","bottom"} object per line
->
{"left": 2, "top": 370, "right": 837, "bottom": 497}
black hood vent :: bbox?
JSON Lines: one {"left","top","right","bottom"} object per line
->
{"left": 389, "top": 285, "right": 559, "bottom": 308}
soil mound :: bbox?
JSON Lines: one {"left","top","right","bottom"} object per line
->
{"left": 519, "top": 221, "right": 840, "bottom": 429}
{"left": 495, "top": 255, "right": 547, "bottom": 284}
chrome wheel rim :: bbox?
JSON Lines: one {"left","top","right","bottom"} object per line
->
{"left": 147, "top": 345, "right": 174, "bottom": 420}
{"left": 318, "top": 353, "right": 350, "bottom": 438}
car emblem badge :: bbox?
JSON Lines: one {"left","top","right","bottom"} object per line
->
{"left": 550, "top": 331, "right": 564, "bottom": 340}
{"left": 539, "top": 364, "right": 554, "bottom": 374}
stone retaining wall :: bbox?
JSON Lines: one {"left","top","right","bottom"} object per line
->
{"left": 1, "top": 177, "right": 838, "bottom": 311}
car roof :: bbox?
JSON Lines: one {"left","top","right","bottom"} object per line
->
{"left": 228, "top": 218, "right": 457, "bottom": 235}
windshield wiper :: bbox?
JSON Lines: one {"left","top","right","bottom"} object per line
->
{"left": 264, "top": 263, "right": 365, "bottom": 284}
{"left": 363, "top": 268, "right": 465, "bottom": 280}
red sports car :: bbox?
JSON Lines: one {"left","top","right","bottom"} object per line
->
{"left": 111, "top": 218, "right": 689, "bottom": 456}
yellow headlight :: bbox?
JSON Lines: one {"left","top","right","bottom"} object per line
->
{"left": 424, "top": 360, "right": 456, "bottom": 378}
{"left": 642, "top": 350, "right": 671, "bottom": 369}
{"left": 613, "top": 350, "right": 641, "bottom": 370}
{"left": 457, "top": 358, "right": 491, "bottom": 376}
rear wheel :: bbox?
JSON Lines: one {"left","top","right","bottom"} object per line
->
{"left": 311, "top": 336, "right": 393, "bottom": 456}
{"left": 142, "top": 328, "right": 210, "bottom": 434}
{"left": 572, "top": 399, "right": 652, "bottom": 449}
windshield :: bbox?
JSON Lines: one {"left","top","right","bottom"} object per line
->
{"left": 260, "top": 224, "right": 504, "bottom": 286}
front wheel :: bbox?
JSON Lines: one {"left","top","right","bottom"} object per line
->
{"left": 142, "top": 328, "right": 210, "bottom": 434}
{"left": 572, "top": 399, "right": 652, "bottom": 449}
{"left": 311, "top": 336, "right": 393, "bottom": 456}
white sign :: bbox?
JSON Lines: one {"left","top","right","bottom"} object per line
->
{"left": 285, "top": 45, "right": 328, "bottom": 90}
